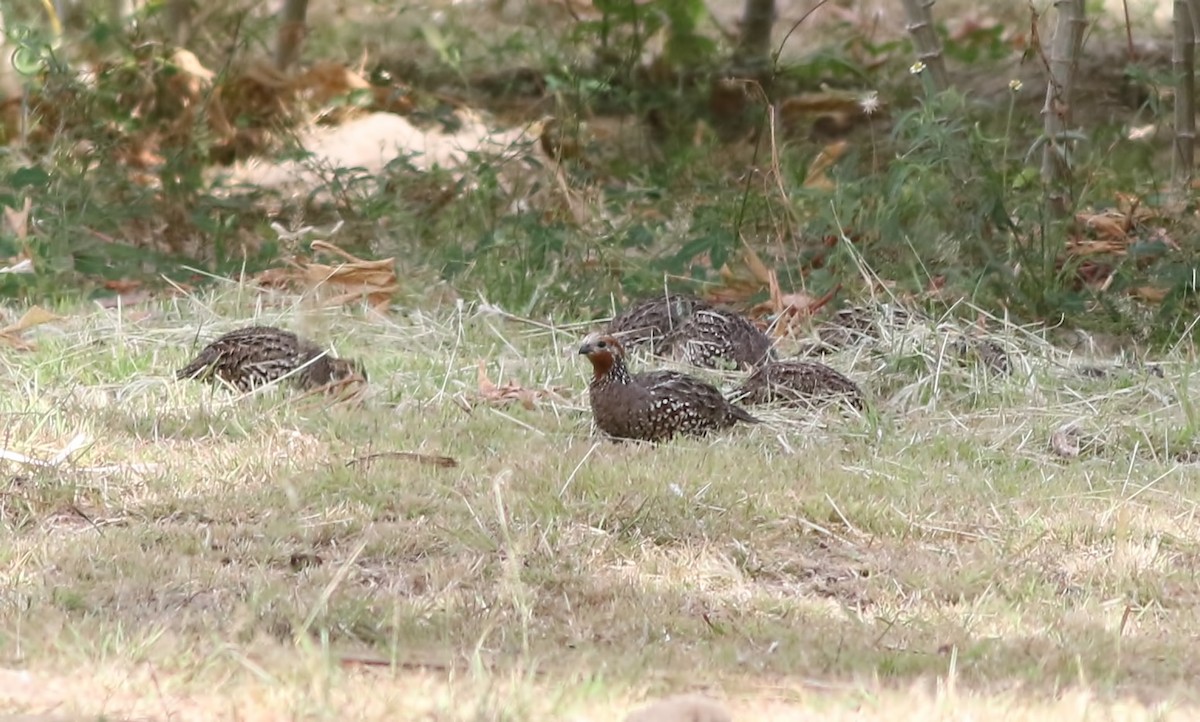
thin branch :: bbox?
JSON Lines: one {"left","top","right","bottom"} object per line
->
{"left": 274, "top": 0, "right": 310, "bottom": 72}
{"left": 1174, "top": 0, "right": 1196, "bottom": 185}
{"left": 733, "top": 0, "right": 776, "bottom": 72}
{"left": 900, "top": 0, "right": 949, "bottom": 91}
{"left": 1039, "top": 0, "right": 1087, "bottom": 216}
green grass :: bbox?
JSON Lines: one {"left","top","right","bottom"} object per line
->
{"left": 2, "top": 287, "right": 1200, "bottom": 719}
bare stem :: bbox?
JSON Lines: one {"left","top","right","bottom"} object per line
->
{"left": 900, "top": 0, "right": 949, "bottom": 91}
{"left": 1174, "top": 0, "right": 1196, "bottom": 185}
{"left": 165, "top": 0, "right": 194, "bottom": 45}
{"left": 1039, "top": 0, "right": 1087, "bottom": 216}
{"left": 274, "top": 0, "right": 310, "bottom": 73}
{"left": 733, "top": 0, "right": 775, "bottom": 72}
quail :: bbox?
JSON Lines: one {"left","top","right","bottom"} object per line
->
{"left": 607, "top": 293, "right": 774, "bottom": 369}
{"left": 605, "top": 292, "right": 710, "bottom": 353}
{"left": 579, "top": 334, "right": 759, "bottom": 442}
{"left": 176, "top": 325, "right": 366, "bottom": 393}
{"left": 734, "top": 359, "right": 865, "bottom": 410}
{"left": 663, "top": 306, "right": 775, "bottom": 370}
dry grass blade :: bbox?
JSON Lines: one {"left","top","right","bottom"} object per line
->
{"left": 346, "top": 451, "right": 459, "bottom": 468}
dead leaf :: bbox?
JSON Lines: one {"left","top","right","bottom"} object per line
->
{"left": 803, "top": 140, "right": 848, "bottom": 190}
{"left": 103, "top": 279, "right": 141, "bottom": 293}
{"left": 253, "top": 253, "right": 400, "bottom": 308}
{"left": 0, "top": 305, "right": 62, "bottom": 349}
{"left": 294, "top": 61, "right": 371, "bottom": 108}
{"left": 1131, "top": 286, "right": 1169, "bottom": 303}
{"left": 1127, "top": 124, "right": 1156, "bottom": 140}
{"left": 171, "top": 48, "right": 216, "bottom": 85}
{"left": 751, "top": 284, "right": 839, "bottom": 336}
{"left": 253, "top": 266, "right": 296, "bottom": 289}
{"left": 779, "top": 291, "right": 833, "bottom": 316}
{"left": 476, "top": 360, "right": 566, "bottom": 408}
{"left": 3, "top": 197, "right": 31, "bottom": 244}
{"left": 740, "top": 243, "right": 774, "bottom": 287}
{"left": 268, "top": 241, "right": 400, "bottom": 311}
{"left": 0, "top": 257, "right": 34, "bottom": 274}
{"left": 1075, "top": 210, "right": 1128, "bottom": 242}
{"left": 779, "top": 88, "right": 873, "bottom": 115}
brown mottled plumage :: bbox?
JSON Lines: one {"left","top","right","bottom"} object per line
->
{"left": 579, "top": 334, "right": 759, "bottom": 442}
{"left": 953, "top": 336, "right": 1011, "bottom": 376}
{"left": 734, "top": 359, "right": 865, "bottom": 410}
{"left": 664, "top": 306, "right": 775, "bottom": 370}
{"left": 605, "top": 293, "right": 710, "bottom": 352}
{"left": 176, "top": 325, "right": 366, "bottom": 393}
{"left": 801, "top": 305, "right": 917, "bottom": 355}
{"left": 606, "top": 293, "right": 774, "bottom": 369}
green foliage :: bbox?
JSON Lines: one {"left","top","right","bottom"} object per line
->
{"left": 3, "top": 0, "right": 1198, "bottom": 348}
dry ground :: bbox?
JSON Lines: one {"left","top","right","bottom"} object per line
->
{"left": 2, "top": 288, "right": 1200, "bottom": 720}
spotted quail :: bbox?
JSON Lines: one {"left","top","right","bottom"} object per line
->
{"left": 176, "top": 325, "right": 366, "bottom": 393}
{"left": 605, "top": 292, "right": 710, "bottom": 353}
{"left": 663, "top": 306, "right": 775, "bottom": 370}
{"left": 579, "top": 334, "right": 759, "bottom": 442}
{"left": 952, "top": 336, "right": 1011, "bottom": 376}
{"left": 606, "top": 293, "right": 774, "bottom": 369}
{"left": 801, "top": 304, "right": 916, "bottom": 355}
{"left": 734, "top": 359, "right": 865, "bottom": 410}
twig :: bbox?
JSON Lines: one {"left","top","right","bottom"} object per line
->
{"left": 346, "top": 451, "right": 458, "bottom": 468}
{"left": 900, "top": 0, "right": 950, "bottom": 91}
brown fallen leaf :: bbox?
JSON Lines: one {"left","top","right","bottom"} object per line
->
{"left": 294, "top": 60, "right": 371, "bottom": 109}
{"left": 0, "top": 305, "right": 62, "bottom": 349}
{"left": 103, "top": 278, "right": 141, "bottom": 293}
{"left": 3, "top": 197, "right": 31, "bottom": 244}
{"left": 711, "top": 242, "right": 782, "bottom": 305}
{"left": 751, "top": 283, "right": 839, "bottom": 337}
{"left": 778, "top": 88, "right": 879, "bottom": 116}
{"left": 476, "top": 360, "right": 567, "bottom": 409}
{"left": 252, "top": 266, "right": 296, "bottom": 289}
{"left": 1075, "top": 210, "right": 1128, "bottom": 242}
{"left": 2, "top": 198, "right": 34, "bottom": 275}
{"left": 256, "top": 241, "right": 400, "bottom": 311}
{"left": 1050, "top": 424, "right": 1104, "bottom": 459}
{"left": 304, "top": 241, "right": 398, "bottom": 310}
{"left": 803, "top": 140, "right": 848, "bottom": 190}
{"left": 1131, "top": 286, "right": 1169, "bottom": 303}
{"left": 740, "top": 242, "right": 774, "bottom": 287}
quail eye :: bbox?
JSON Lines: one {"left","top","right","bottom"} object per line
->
{"left": 596, "top": 340, "right": 607, "bottom": 348}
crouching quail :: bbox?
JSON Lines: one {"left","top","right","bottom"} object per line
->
{"left": 664, "top": 306, "right": 775, "bottom": 370}
{"left": 605, "top": 292, "right": 709, "bottom": 352}
{"left": 606, "top": 293, "right": 775, "bottom": 370}
{"left": 579, "top": 334, "right": 758, "bottom": 442}
{"left": 176, "top": 325, "right": 366, "bottom": 393}
{"left": 734, "top": 359, "right": 864, "bottom": 410}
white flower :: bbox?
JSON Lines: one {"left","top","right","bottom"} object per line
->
{"left": 859, "top": 91, "right": 881, "bottom": 115}
{"left": 909, "top": 61, "right": 926, "bottom": 75}
{"left": 1008, "top": 79, "right": 1023, "bottom": 92}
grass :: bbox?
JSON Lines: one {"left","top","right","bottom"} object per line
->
{"left": 1, "top": 285, "right": 1200, "bottom": 720}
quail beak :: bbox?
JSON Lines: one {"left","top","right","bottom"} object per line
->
{"left": 578, "top": 341, "right": 595, "bottom": 356}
